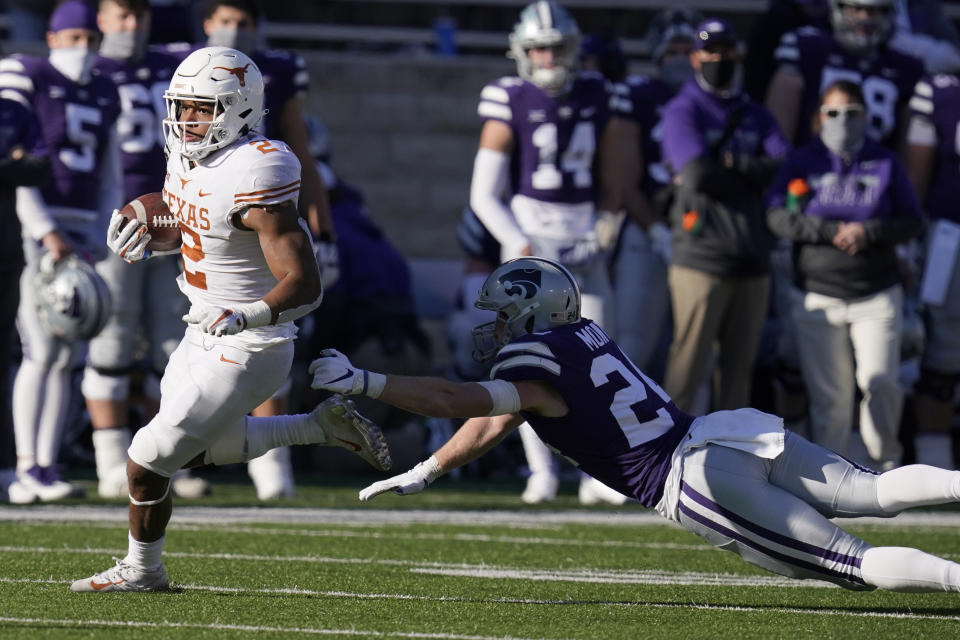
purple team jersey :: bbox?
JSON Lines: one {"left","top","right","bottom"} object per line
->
{"left": 908, "top": 73, "right": 960, "bottom": 224}
{"left": 491, "top": 318, "right": 693, "bottom": 506}
{"left": 0, "top": 54, "right": 119, "bottom": 210}
{"left": 614, "top": 74, "right": 675, "bottom": 197}
{"left": 773, "top": 26, "right": 924, "bottom": 147}
{"left": 164, "top": 43, "right": 307, "bottom": 141}
{"left": 766, "top": 137, "right": 921, "bottom": 223}
{"left": 661, "top": 79, "right": 789, "bottom": 176}
{"left": 477, "top": 72, "right": 611, "bottom": 204}
{"left": 95, "top": 48, "right": 181, "bottom": 202}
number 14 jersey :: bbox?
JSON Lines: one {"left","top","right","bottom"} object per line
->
{"left": 163, "top": 133, "right": 303, "bottom": 348}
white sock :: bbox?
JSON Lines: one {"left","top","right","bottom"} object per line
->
{"left": 34, "top": 366, "right": 71, "bottom": 468}
{"left": 124, "top": 531, "right": 164, "bottom": 571}
{"left": 518, "top": 422, "right": 556, "bottom": 477}
{"left": 876, "top": 464, "right": 960, "bottom": 512}
{"left": 245, "top": 413, "right": 317, "bottom": 460}
{"left": 11, "top": 359, "right": 45, "bottom": 470}
{"left": 861, "top": 546, "right": 960, "bottom": 592}
{"left": 93, "top": 428, "right": 131, "bottom": 481}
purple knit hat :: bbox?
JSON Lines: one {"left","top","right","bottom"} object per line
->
{"left": 49, "top": 0, "right": 98, "bottom": 33}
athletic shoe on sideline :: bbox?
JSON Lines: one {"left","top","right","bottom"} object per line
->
{"left": 8, "top": 465, "right": 73, "bottom": 503}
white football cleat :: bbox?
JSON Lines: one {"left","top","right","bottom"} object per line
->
{"left": 578, "top": 475, "right": 628, "bottom": 506}
{"left": 312, "top": 395, "right": 392, "bottom": 471}
{"left": 70, "top": 558, "right": 169, "bottom": 593}
{"left": 521, "top": 471, "right": 558, "bottom": 504}
{"left": 171, "top": 469, "right": 211, "bottom": 499}
{"left": 97, "top": 470, "right": 129, "bottom": 499}
{"left": 8, "top": 465, "right": 73, "bottom": 504}
{"left": 248, "top": 447, "right": 295, "bottom": 500}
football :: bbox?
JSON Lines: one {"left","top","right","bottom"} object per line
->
{"left": 117, "top": 192, "right": 181, "bottom": 252}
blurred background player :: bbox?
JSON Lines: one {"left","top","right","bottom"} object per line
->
{"left": 608, "top": 8, "right": 700, "bottom": 384}
{"left": 86, "top": 0, "right": 207, "bottom": 499}
{"left": 468, "top": 1, "right": 627, "bottom": 504}
{"left": 659, "top": 19, "right": 790, "bottom": 415}
{"left": 1, "top": 0, "right": 123, "bottom": 503}
{"left": 905, "top": 71, "right": 960, "bottom": 467}
{"left": 765, "top": 0, "right": 924, "bottom": 149}
{"left": 0, "top": 98, "right": 51, "bottom": 501}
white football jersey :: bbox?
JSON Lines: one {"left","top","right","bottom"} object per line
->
{"left": 163, "top": 133, "right": 303, "bottom": 349}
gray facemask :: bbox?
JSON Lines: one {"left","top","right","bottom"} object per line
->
{"left": 659, "top": 57, "right": 693, "bottom": 91}
{"left": 207, "top": 27, "right": 259, "bottom": 53}
{"left": 820, "top": 113, "right": 866, "bottom": 157}
{"left": 100, "top": 31, "right": 149, "bottom": 61}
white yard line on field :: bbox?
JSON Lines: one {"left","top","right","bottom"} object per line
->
{"left": 5, "top": 504, "right": 960, "bottom": 528}
{"left": 1, "top": 583, "right": 959, "bottom": 624}
{"left": 0, "top": 616, "right": 557, "bottom": 640}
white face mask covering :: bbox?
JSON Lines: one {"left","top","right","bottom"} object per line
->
{"left": 100, "top": 30, "right": 148, "bottom": 61}
{"left": 49, "top": 46, "right": 96, "bottom": 83}
{"left": 207, "top": 27, "right": 259, "bottom": 53}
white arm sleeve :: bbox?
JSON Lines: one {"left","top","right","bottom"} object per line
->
{"left": 477, "top": 380, "right": 522, "bottom": 416}
{"left": 469, "top": 147, "right": 528, "bottom": 257}
{"left": 16, "top": 186, "right": 56, "bottom": 241}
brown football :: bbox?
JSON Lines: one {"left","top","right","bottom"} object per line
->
{"left": 117, "top": 192, "right": 181, "bottom": 252}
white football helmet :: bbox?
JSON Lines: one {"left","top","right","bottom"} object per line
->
{"left": 34, "top": 255, "right": 111, "bottom": 342}
{"left": 508, "top": 1, "right": 581, "bottom": 95}
{"left": 828, "top": 0, "right": 894, "bottom": 53}
{"left": 163, "top": 46, "right": 264, "bottom": 160}
{"left": 472, "top": 257, "right": 581, "bottom": 361}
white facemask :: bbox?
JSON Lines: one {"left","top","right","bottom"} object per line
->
{"left": 100, "top": 30, "right": 148, "bottom": 61}
{"left": 49, "top": 46, "right": 96, "bottom": 83}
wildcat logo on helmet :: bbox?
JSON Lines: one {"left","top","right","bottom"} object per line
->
{"left": 501, "top": 268, "right": 541, "bottom": 299}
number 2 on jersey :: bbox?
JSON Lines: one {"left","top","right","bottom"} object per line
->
{"left": 180, "top": 224, "right": 207, "bottom": 290}
{"left": 530, "top": 121, "right": 595, "bottom": 190}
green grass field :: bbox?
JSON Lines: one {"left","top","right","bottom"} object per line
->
{"left": 2, "top": 473, "right": 960, "bottom": 639}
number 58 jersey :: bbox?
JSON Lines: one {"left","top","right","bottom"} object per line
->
{"left": 163, "top": 133, "right": 303, "bottom": 347}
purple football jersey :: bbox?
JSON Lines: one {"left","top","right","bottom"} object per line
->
{"left": 0, "top": 55, "right": 120, "bottom": 210}
{"left": 908, "top": 73, "right": 960, "bottom": 224}
{"left": 661, "top": 79, "right": 789, "bottom": 175}
{"left": 164, "top": 44, "right": 306, "bottom": 141}
{"left": 95, "top": 48, "right": 181, "bottom": 202}
{"left": 477, "top": 72, "right": 611, "bottom": 204}
{"left": 774, "top": 26, "right": 924, "bottom": 147}
{"left": 491, "top": 318, "right": 693, "bottom": 506}
{"left": 766, "top": 137, "right": 921, "bottom": 223}
{"left": 616, "top": 74, "right": 675, "bottom": 198}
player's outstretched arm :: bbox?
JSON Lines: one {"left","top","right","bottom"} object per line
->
{"left": 359, "top": 413, "right": 524, "bottom": 501}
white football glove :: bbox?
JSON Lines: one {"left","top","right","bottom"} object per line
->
{"left": 594, "top": 209, "right": 625, "bottom": 250}
{"left": 308, "top": 348, "right": 385, "bottom": 398}
{"left": 648, "top": 221, "right": 673, "bottom": 264}
{"left": 106, "top": 209, "right": 152, "bottom": 263}
{"left": 358, "top": 456, "right": 442, "bottom": 501}
{"left": 182, "top": 301, "right": 271, "bottom": 337}
{"left": 313, "top": 234, "right": 340, "bottom": 289}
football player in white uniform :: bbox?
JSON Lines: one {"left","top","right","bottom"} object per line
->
{"left": 70, "top": 47, "right": 391, "bottom": 592}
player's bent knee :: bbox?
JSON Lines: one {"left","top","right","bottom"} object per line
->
{"left": 81, "top": 366, "right": 131, "bottom": 401}
{"left": 129, "top": 420, "right": 204, "bottom": 477}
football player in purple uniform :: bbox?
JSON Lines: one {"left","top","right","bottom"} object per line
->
{"left": 83, "top": 0, "right": 203, "bottom": 500}
{"left": 312, "top": 256, "right": 960, "bottom": 594}
{"left": 609, "top": 8, "right": 699, "bottom": 383}
{"left": 197, "top": 0, "right": 338, "bottom": 499}
{"left": 469, "top": 1, "right": 627, "bottom": 505}
{"left": 767, "top": 79, "right": 923, "bottom": 470}
{"left": 904, "top": 72, "right": 960, "bottom": 466}
{"left": 1, "top": 0, "right": 123, "bottom": 503}
{"left": 765, "top": 0, "right": 924, "bottom": 148}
